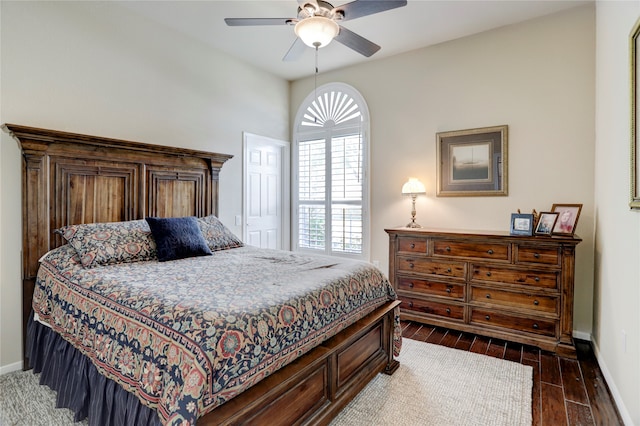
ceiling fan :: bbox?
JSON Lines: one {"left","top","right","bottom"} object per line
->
{"left": 225, "top": 0, "right": 408, "bottom": 61}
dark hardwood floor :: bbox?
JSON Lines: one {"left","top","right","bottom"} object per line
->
{"left": 400, "top": 320, "right": 624, "bottom": 426}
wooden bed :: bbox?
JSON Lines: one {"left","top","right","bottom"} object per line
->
{"left": 3, "top": 123, "right": 400, "bottom": 425}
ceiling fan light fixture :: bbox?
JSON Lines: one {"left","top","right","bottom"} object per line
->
{"left": 294, "top": 16, "right": 339, "bottom": 48}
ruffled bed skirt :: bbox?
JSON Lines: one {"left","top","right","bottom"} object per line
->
{"left": 27, "top": 313, "right": 161, "bottom": 426}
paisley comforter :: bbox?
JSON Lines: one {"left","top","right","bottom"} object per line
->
{"left": 32, "top": 244, "right": 399, "bottom": 425}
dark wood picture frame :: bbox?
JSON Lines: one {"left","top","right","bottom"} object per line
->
{"left": 551, "top": 204, "right": 582, "bottom": 236}
{"left": 510, "top": 213, "right": 534, "bottom": 236}
{"left": 436, "top": 125, "right": 508, "bottom": 197}
{"left": 535, "top": 212, "right": 559, "bottom": 235}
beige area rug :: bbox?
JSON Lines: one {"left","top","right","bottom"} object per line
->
{"left": 330, "top": 338, "right": 533, "bottom": 426}
{"left": 0, "top": 338, "right": 532, "bottom": 425}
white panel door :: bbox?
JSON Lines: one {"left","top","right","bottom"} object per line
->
{"left": 244, "top": 133, "right": 290, "bottom": 250}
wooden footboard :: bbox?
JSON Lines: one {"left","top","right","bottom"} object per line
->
{"left": 207, "top": 300, "right": 401, "bottom": 426}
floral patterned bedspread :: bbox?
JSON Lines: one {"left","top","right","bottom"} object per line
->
{"left": 33, "top": 245, "right": 400, "bottom": 425}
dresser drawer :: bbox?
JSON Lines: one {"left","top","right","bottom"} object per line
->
{"left": 471, "top": 264, "right": 558, "bottom": 289}
{"left": 397, "top": 256, "right": 466, "bottom": 279}
{"left": 397, "top": 277, "right": 465, "bottom": 300}
{"left": 398, "top": 237, "right": 428, "bottom": 254}
{"left": 470, "top": 308, "right": 557, "bottom": 337}
{"left": 400, "top": 297, "right": 465, "bottom": 321}
{"left": 433, "top": 240, "right": 510, "bottom": 261}
{"left": 470, "top": 286, "right": 558, "bottom": 314}
{"left": 516, "top": 245, "right": 560, "bottom": 266}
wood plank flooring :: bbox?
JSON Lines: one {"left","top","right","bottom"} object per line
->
{"left": 400, "top": 321, "right": 624, "bottom": 425}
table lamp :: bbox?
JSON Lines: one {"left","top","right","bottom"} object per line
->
{"left": 401, "top": 178, "right": 426, "bottom": 228}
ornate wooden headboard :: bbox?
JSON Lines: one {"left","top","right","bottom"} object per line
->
{"left": 2, "top": 124, "right": 232, "bottom": 368}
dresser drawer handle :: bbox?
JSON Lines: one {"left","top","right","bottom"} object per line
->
{"left": 487, "top": 249, "right": 494, "bottom": 255}
{"left": 446, "top": 287, "right": 452, "bottom": 293}
{"left": 409, "top": 263, "right": 415, "bottom": 269}
{"left": 533, "top": 300, "right": 539, "bottom": 306}
{"left": 409, "top": 282, "right": 414, "bottom": 288}
{"left": 445, "top": 246, "right": 451, "bottom": 252}
{"left": 409, "top": 301, "right": 414, "bottom": 308}
{"left": 446, "top": 308, "right": 451, "bottom": 314}
{"left": 534, "top": 277, "right": 540, "bottom": 282}
{"left": 410, "top": 243, "right": 415, "bottom": 249}
{"left": 446, "top": 268, "right": 452, "bottom": 273}
{"left": 534, "top": 253, "right": 540, "bottom": 259}
{"left": 485, "top": 315, "right": 491, "bottom": 321}
{"left": 532, "top": 323, "right": 539, "bottom": 329}
{"left": 486, "top": 272, "right": 492, "bottom": 277}
{"left": 485, "top": 294, "right": 491, "bottom": 299}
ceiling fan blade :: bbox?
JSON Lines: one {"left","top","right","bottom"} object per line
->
{"left": 224, "top": 18, "right": 294, "bottom": 26}
{"left": 334, "top": 26, "right": 381, "bottom": 57}
{"left": 283, "top": 38, "right": 306, "bottom": 62}
{"left": 334, "top": 0, "right": 407, "bottom": 22}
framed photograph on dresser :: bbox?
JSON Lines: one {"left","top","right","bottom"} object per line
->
{"left": 534, "top": 212, "right": 558, "bottom": 235}
{"left": 551, "top": 204, "right": 582, "bottom": 236}
{"left": 510, "top": 213, "right": 534, "bottom": 236}
{"left": 436, "top": 125, "right": 508, "bottom": 197}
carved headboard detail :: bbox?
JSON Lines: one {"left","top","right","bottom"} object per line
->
{"left": 2, "top": 124, "right": 232, "bottom": 368}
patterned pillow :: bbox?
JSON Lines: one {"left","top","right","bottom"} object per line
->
{"left": 145, "top": 216, "right": 212, "bottom": 262}
{"left": 198, "top": 215, "right": 244, "bottom": 252}
{"left": 57, "top": 219, "right": 157, "bottom": 268}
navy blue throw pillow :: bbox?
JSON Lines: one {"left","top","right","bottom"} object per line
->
{"left": 145, "top": 216, "right": 212, "bottom": 262}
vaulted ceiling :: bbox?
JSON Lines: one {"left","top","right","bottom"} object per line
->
{"left": 120, "top": 1, "right": 590, "bottom": 81}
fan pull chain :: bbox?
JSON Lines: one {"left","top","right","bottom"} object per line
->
{"left": 314, "top": 44, "right": 319, "bottom": 123}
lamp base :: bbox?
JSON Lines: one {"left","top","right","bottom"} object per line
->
{"left": 406, "top": 221, "right": 422, "bottom": 228}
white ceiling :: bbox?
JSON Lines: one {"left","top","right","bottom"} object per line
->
{"left": 119, "top": 0, "right": 590, "bottom": 81}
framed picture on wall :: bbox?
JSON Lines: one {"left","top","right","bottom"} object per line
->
{"left": 436, "top": 125, "right": 508, "bottom": 197}
{"left": 534, "top": 212, "right": 558, "bottom": 235}
{"left": 630, "top": 17, "right": 640, "bottom": 209}
{"left": 510, "top": 213, "right": 534, "bottom": 236}
{"left": 551, "top": 204, "right": 582, "bottom": 236}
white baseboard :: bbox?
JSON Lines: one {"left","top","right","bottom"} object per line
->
{"left": 0, "top": 360, "right": 23, "bottom": 376}
{"left": 590, "top": 339, "right": 634, "bottom": 426}
{"left": 573, "top": 330, "right": 592, "bottom": 341}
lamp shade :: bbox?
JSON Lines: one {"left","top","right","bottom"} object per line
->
{"left": 401, "top": 178, "right": 426, "bottom": 195}
{"left": 294, "top": 16, "right": 339, "bottom": 48}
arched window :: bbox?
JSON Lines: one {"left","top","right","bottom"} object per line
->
{"left": 292, "top": 83, "right": 370, "bottom": 260}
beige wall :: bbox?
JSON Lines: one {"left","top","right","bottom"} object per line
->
{"left": 292, "top": 6, "right": 596, "bottom": 336}
{"left": 594, "top": 2, "right": 640, "bottom": 424}
{"left": 0, "top": 1, "right": 290, "bottom": 370}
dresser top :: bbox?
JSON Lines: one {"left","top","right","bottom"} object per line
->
{"left": 384, "top": 227, "right": 582, "bottom": 244}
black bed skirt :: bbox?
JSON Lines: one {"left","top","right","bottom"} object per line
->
{"left": 27, "top": 313, "right": 162, "bottom": 426}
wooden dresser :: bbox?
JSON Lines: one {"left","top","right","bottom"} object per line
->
{"left": 385, "top": 228, "right": 581, "bottom": 358}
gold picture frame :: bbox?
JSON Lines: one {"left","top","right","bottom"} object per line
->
{"left": 630, "top": 17, "right": 640, "bottom": 209}
{"left": 436, "top": 125, "right": 508, "bottom": 197}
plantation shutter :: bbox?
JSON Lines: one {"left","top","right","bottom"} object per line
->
{"left": 330, "top": 135, "right": 363, "bottom": 254}
{"left": 298, "top": 139, "right": 326, "bottom": 250}
{"left": 294, "top": 83, "right": 369, "bottom": 259}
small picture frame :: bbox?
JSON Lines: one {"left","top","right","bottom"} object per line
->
{"left": 534, "top": 212, "right": 559, "bottom": 235}
{"left": 510, "top": 213, "right": 534, "bottom": 236}
{"left": 551, "top": 204, "right": 582, "bottom": 236}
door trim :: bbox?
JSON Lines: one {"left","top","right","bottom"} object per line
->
{"left": 242, "top": 132, "right": 291, "bottom": 250}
